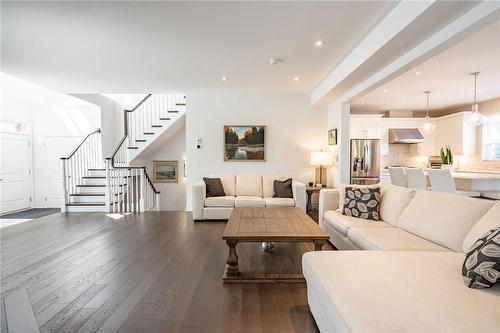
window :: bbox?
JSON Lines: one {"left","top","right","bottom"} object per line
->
{"left": 482, "top": 114, "right": 500, "bottom": 161}
{"left": 0, "top": 121, "right": 26, "bottom": 134}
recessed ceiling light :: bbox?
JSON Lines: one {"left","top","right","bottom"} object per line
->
{"left": 221, "top": 76, "right": 228, "bottom": 81}
{"left": 268, "top": 58, "right": 282, "bottom": 65}
{"left": 401, "top": 99, "right": 405, "bottom": 104}
{"left": 293, "top": 76, "right": 300, "bottom": 82}
{"left": 360, "top": 100, "right": 365, "bottom": 104}
{"left": 414, "top": 71, "right": 421, "bottom": 76}
{"left": 315, "top": 40, "right": 324, "bottom": 47}
{"left": 383, "top": 88, "right": 388, "bottom": 93}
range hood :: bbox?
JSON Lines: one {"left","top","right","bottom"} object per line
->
{"left": 388, "top": 128, "right": 425, "bottom": 144}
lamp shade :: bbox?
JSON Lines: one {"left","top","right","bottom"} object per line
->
{"left": 310, "top": 151, "right": 334, "bottom": 166}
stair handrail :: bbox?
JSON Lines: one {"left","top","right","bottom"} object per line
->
{"left": 61, "top": 128, "right": 101, "bottom": 160}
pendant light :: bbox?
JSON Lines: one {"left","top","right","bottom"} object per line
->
{"left": 420, "top": 91, "right": 435, "bottom": 134}
{"left": 466, "top": 72, "right": 484, "bottom": 127}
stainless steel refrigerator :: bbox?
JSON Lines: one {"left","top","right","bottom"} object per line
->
{"left": 350, "top": 139, "right": 380, "bottom": 185}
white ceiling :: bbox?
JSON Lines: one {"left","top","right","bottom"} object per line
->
{"left": 352, "top": 20, "right": 500, "bottom": 113}
{"left": 1, "top": 1, "right": 394, "bottom": 93}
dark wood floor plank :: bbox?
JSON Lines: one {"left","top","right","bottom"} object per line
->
{"left": 1, "top": 212, "right": 319, "bottom": 333}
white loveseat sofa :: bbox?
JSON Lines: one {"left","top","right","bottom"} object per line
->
{"left": 303, "top": 183, "right": 500, "bottom": 332}
{"left": 192, "top": 175, "right": 306, "bottom": 220}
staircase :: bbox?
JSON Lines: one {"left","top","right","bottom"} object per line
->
{"left": 61, "top": 93, "right": 186, "bottom": 213}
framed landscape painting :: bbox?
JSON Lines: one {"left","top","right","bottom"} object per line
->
{"left": 328, "top": 129, "right": 337, "bottom": 145}
{"left": 153, "top": 160, "right": 178, "bottom": 183}
{"left": 224, "top": 125, "right": 265, "bottom": 161}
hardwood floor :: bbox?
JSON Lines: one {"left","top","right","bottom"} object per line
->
{"left": 0, "top": 211, "right": 320, "bottom": 333}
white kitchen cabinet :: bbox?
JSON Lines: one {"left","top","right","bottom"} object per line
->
{"left": 435, "top": 112, "right": 476, "bottom": 155}
{"left": 350, "top": 115, "right": 382, "bottom": 139}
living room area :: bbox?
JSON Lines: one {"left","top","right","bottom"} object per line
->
{"left": 1, "top": 1, "right": 500, "bottom": 333}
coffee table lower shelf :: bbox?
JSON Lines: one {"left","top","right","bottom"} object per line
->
{"left": 223, "top": 269, "right": 305, "bottom": 283}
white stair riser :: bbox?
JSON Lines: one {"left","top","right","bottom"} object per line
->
{"left": 70, "top": 196, "right": 106, "bottom": 204}
{"left": 66, "top": 205, "right": 108, "bottom": 213}
{"left": 76, "top": 186, "right": 106, "bottom": 194}
{"left": 83, "top": 178, "right": 106, "bottom": 186}
{"left": 88, "top": 170, "right": 106, "bottom": 177}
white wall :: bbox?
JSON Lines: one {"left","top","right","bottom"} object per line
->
{"left": 185, "top": 91, "right": 327, "bottom": 210}
{"left": 71, "top": 94, "right": 122, "bottom": 157}
{"left": 133, "top": 122, "right": 186, "bottom": 211}
{"left": 327, "top": 102, "right": 350, "bottom": 188}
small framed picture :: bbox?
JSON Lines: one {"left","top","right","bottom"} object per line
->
{"left": 152, "top": 160, "right": 178, "bottom": 183}
{"left": 328, "top": 129, "right": 337, "bottom": 145}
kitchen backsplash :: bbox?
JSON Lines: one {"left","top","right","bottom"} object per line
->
{"left": 381, "top": 144, "right": 428, "bottom": 169}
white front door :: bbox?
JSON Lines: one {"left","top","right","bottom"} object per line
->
{"left": 0, "top": 132, "right": 32, "bottom": 214}
{"left": 42, "top": 136, "right": 82, "bottom": 207}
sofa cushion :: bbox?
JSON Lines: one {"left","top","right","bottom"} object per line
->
{"left": 463, "top": 202, "right": 500, "bottom": 252}
{"left": 302, "top": 251, "right": 500, "bottom": 333}
{"left": 398, "top": 191, "right": 495, "bottom": 252}
{"left": 262, "top": 175, "right": 290, "bottom": 198}
{"left": 379, "top": 183, "right": 416, "bottom": 226}
{"left": 342, "top": 186, "right": 380, "bottom": 220}
{"left": 204, "top": 196, "right": 235, "bottom": 208}
{"left": 339, "top": 183, "right": 380, "bottom": 209}
{"left": 348, "top": 227, "right": 451, "bottom": 251}
{"left": 235, "top": 196, "right": 265, "bottom": 208}
{"left": 209, "top": 174, "right": 235, "bottom": 196}
{"left": 323, "top": 210, "right": 392, "bottom": 237}
{"left": 463, "top": 226, "right": 500, "bottom": 289}
{"left": 273, "top": 178, "right": 293, "bottom": 198}
{"left": 203, "top": 177, "right": 226, "bottom": 197}
{"left": 264, "top": 197, "right": 295, "bottom": 207}
{"left": 236, "top": 175, "right": 262, "bottom": 197}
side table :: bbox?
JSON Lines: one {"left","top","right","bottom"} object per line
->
{"left": 305, "top": 186, "right": 332, "bottom": 222}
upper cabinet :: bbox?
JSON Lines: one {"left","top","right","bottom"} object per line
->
{"left": 435, "top": 112, "right": 476, "bottom": 155}
{"left": 350, "top": 114, "right": 382, "bottom": 139}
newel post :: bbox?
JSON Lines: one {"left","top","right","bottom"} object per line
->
{"left": 139, "top": 168, "right": 145, "bottom": 212}
{"left": 105, "top": 158, "right": 111, "bottom": 212}
{"left": 61, "top": 158, "right": 67, "bottom": 213}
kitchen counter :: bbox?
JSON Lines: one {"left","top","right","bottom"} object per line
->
{"left": 380, "top": 168, "right": 500, "bottom": 191}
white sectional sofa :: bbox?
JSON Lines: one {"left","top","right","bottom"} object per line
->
{"left": 192, "top": 175, "right": 306, "bottom": 220}
{"left": 303, "top": 183, "right": 500, "bottom": 332}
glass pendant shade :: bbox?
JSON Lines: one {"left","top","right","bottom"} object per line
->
{"left": 419, "top": 91, "right": 435, "bottom": 134}
{"left": 420, "top": 115, "right": 436, "bottom": 134}
{"left": 466, "top": 72, "right": 483, "bottom": 127}
{"left": 467, "top": 104, "right": 484, "bottom": 127}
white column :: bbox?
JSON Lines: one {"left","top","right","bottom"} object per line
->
{"left": 139, "top": 168, "right": 145, "bottom": 212}
{"left": 328, "top": 102, "right": 350, "bottom": 188}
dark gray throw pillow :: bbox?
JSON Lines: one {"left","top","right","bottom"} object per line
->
{"left": 273, "top": 178, "right": 293, "bottom": 198}
{"left": 203, "top": 177, "right": 226, "bottom": 197}
{"left": 462, "top": 226, "right": 500, "bottom": 289}
{"left": 342, "top": 186, "right": 380, "bottom": 220}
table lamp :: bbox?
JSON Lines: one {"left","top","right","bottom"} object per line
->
{"left": 310, "top": 151, "right": 334, "bottom": 187}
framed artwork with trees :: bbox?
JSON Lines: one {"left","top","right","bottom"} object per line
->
{"left": 224, "top": 125, "right": 265, "bottom": 161}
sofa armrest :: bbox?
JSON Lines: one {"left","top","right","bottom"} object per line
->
{"left": 292, "top": 181, "right": 306, "bottom": 212}
{"left": 192, "top": 181, "right": 206, "bottom": 220}
{"left": 319, "top": 189, "right": 340, "bottom": 228}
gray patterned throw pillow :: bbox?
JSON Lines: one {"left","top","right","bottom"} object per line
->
{"left": 462, "top": 226, "right": 500, "bottom": 289}
{"left": 342, "top": 186, "right": 380, "bottom": 221}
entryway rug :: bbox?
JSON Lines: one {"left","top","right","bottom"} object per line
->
{"left": 1, "top": 208, "right": 60, "bottom": 220}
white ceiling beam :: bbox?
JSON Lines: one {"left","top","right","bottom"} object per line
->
{"left": 337, "top": 1, "right": 500, "bottom": 104}
{"left": 310, "top": 1, "right": 435, "bottom": 105}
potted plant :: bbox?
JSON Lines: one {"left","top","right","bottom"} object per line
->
{"left": 440, "top": 146, "right": 454, "bottom": 170}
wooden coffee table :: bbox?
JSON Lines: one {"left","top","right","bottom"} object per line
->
{"left": 222, "top": 207, "right": 329, "bottom": 283}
